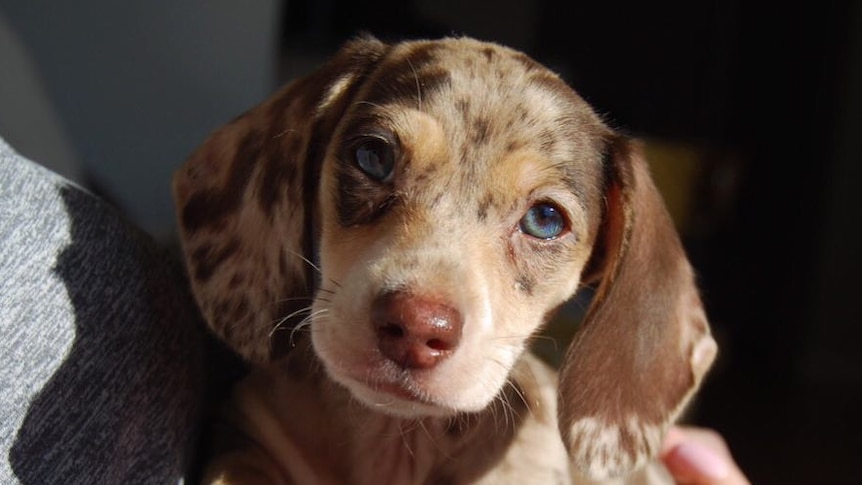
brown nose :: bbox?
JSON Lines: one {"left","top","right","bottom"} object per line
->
{"left": 372, "top": 291, "right": 463, "bottom": 369}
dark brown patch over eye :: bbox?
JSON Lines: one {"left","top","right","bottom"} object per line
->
{"left": 335, "top": 133, "right": 400, "bottom": 226}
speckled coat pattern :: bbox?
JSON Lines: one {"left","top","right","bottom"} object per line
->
{"left": 173, "top": 37, "right": 717, "bottom": 485}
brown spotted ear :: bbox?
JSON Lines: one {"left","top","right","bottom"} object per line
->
{"left": 172, "top": 36, "right": 389, "bottom": 363}
{"left": 559, "top": 137, "right": 718, "bottom": 480}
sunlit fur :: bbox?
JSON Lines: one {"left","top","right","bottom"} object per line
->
{"left": 173, "top": 36, "right": 716, "bottom": 484}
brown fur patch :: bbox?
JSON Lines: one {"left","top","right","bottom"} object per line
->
{"left": 257, "top": 133, "right": 301, "bottom": 220}
{"left": 191, "top": 238, "right": 241, "bottom": 282}
{"left": 181, "top": 129, "right": 263, "bottom": 233}
{"left": 364, "top": 43, "right": 452, "bottom": 108}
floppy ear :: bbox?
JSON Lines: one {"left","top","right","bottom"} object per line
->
{"left": 172, "top": 37, "right": 388, "bottom": 363}
{"left": 558, "top": 137, "right": 718, "bottom": 480}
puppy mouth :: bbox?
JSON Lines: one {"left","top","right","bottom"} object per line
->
{"left": 339, "top": 366, "right": 459, "bottom": 417}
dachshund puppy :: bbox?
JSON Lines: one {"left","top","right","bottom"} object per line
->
{"left": 173, "top": 36, "right": 717, "bottom": 484}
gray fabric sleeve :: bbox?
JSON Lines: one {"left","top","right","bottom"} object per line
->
{"left": 0, "top": 137, "right": 207, "bottom": 484}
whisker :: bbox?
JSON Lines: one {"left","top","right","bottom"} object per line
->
{"left": 282, "top": 249, "right": 343, "bottom": 289}
{"left": 529, "top": 334, "right": 558, "bottom": 344}
{"left": 406, "top": 57, "right": 422, "bottom": 111}
{"left": 289, "top": 309, "right": 328, "bottom": 346}
{"left": 571, "top": 283, "right": 597, "bottom": 311}
{"left": 495, "top": 380, "right": 525, "bottom": 434}
{"left": 399, "top": 421, "right": 417, "bottom": 459}
{"left": 418, "top": 419, "right": 443, "bottom": 456}
{"left": 524, "top": 333, "right": 562, "bottom": 354}
{"left": 279, "top": 306, "right": 316, "bottom": 325}
{"left": 285, "top": 249, "right": 323, "bottom": 277}
{"left": 355, "top": 100, "right": 386, "bottom": 111}
{"left": 504, "top": 394, "right": 520, "bottom": 430}
{"left": 488, "top": 333, "right": 539, "bottom": 342}
{"left": 273, "top": 128, "right": 298, "bottom": 139}
{"left": 273, "top": 296, "right": 316, "bottom": 304}
{"left": 492, "top": 393, "right": 508, "bottom": 431}
{"left": 506, "top": 380, "right": 529, "bottom": 412}
{"left": 269, "top": 306, "right": 315, "bottom": 337}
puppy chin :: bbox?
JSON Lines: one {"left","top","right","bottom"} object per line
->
{"left": 344, "top": 380, "right": 460, "bottom": 418}
{"left": 319, "top": 356, "right": 498, "bottom": 419}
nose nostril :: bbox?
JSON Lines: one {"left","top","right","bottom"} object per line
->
{"left": 380, "top": 323, "right": 405, "bottom": 339}
{"left": 425, "top": 338, "right": 448, "bottom": 351}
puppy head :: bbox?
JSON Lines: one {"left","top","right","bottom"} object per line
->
{"left": 312, "top": 38, "right": 610, "bottom": 418}
{"left": 173, "top": 37, "right": 716, "bottom": 480}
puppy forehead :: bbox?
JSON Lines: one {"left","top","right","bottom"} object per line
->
{"left": 364, "top": 38, "right": 567, "bottom": 100}
{"left": 350, "top": 39, "right": 607, "bottom": 205}
{"left": 366, "top": 38, "right": 584, "bottom": 123}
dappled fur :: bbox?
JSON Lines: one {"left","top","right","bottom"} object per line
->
{"left": 174, "top": 37, "right": 716, "bottom": 484}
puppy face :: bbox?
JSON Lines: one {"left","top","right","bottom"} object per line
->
{"left": 312, "top": 39, "right": 608, "bottom": 416}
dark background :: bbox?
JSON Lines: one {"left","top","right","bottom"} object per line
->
{"left": 3, "top": 1, "right": 861, "bottom": 483}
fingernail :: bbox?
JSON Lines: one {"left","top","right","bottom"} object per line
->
{"left": 674, "top": 442, "right": 731, "bottom": 479}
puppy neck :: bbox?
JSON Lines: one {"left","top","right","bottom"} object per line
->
{"left": 226, "top": 339, "right": 551, "bottom": 484}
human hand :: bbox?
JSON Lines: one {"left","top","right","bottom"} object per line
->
{"left": 660, "top": 426, "right": 751, "bottom": 485}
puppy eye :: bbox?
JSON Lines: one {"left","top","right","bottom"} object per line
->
{"left": 519, "top": 202, "right": 567, "bottom": 240}
{"left": 354, "top": 137, "right": 395, "bottom": 182}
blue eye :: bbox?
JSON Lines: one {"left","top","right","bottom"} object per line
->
{"left": 354, "top": 138, "right": 395, "bottom": 181}
{"left": 519, "top": 203, "right": 567, "bottom": 239}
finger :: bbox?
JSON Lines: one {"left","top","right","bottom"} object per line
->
{"left": 661, "top": 427, "right": 750, "bottom": 485}
{"left": 663, "top": 440, "right": 730, "bottom": 484}
{"left": 662, "top": 426, "right": 731, "bottom": 459}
